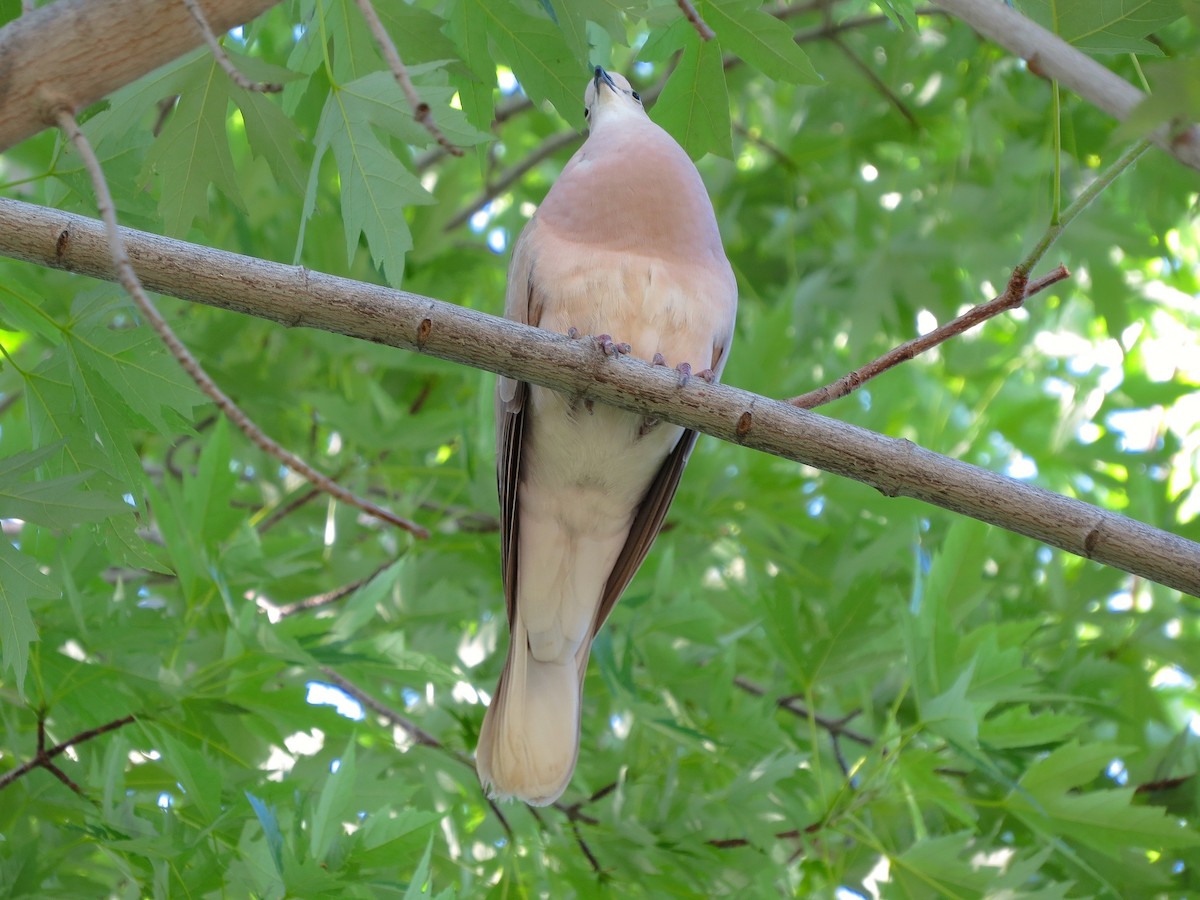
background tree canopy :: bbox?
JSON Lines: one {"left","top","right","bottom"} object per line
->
{"left": 1, "top": 0, "right": 1199, "bottom": 896}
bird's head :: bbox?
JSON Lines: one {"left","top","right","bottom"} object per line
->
{"left": 583, "top": 66, "right": 645, "bottom": 129}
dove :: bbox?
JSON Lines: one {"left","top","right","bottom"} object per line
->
{"left": 475, "top": 67, "right": 737, "bottom": 806}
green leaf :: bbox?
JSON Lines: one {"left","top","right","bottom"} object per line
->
{"left": 141, "top": 55, "right": 244, "bottom": 236}
{"left": 468, "top": 0, "right": 585, "bottom": 125}
{"left": 0, "top": 466, "right": 127, "bottom": 528}
{"left": 652, "top": 32, "right": 732, "bottom": 159}
{"left": 890, "top": 832, "right": 1001, "bottom": 897}
{"left": 245, "top": 792, "right": 285, "bottom": 876}
{"left": 1019, "top": 740, "right": 1131, "bottom": 795}
{"left": 703, "top": 0, "right": 821, "bottom": 85}
{"left": 310, "top": 738, "right": 357, "bottom": 862}
{"left": 1016, "top": 0, "right": 1184, "bottom": 54}
{"left": 403, "top": 834, "right": 435, "bottom": 900}
{"left": 981, "top": 705, "right": 1088, "bottom": 749}
{"left": 239, "top": 89, "right": 307, "bottom": 195}
{"left": 308, "top": 76, "right": 437, "bottom": 284}
{"left": 1120, "top": 58, "right": 1200, "bottom": 138}
{"left": 0, "top": 541, "right": 51, "bottom": 697}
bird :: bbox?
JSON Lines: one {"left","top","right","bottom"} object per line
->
{"left": 475, "top": 67, "right": 737, "bottom": 806}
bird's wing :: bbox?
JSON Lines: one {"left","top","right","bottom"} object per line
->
{"left": 496, "top": 221, "right": 540, "bottom": 625}
{"left": 592, "top": 427, "right": 699, "bottom": 635}
{"left": 589, "top": 334, "right": 731, "bottom": 638}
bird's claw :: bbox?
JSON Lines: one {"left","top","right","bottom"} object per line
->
{"left": 652, "top": 352, "right": 668, "bottom": 367}
{"left": 675, "top": 362, "right": 692, "bottom": 387}
{"left": 595, "top": 334, "right": 631, "bottom": 357}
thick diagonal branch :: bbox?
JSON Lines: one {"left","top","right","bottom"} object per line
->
{"left": 933, "top": 0, "right": 1200, "bottom": 171}
{"left": 0, "top": 197, "right": 1197, "bottom": 597}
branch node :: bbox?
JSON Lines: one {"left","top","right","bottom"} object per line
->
{"left": 354, "top": 0, "right": 465, "bottom": 156}
{"left": 676, "top": 0, "right": 716, "bottom": 40}
{"left": 182, "top": 0, "right": 282, "bottom": 93}
{"left": 735, "top": 409, "right": 753, "bottom": 439}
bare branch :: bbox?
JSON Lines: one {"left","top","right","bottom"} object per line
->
{"left": 1, "top": 197, "right": 1198, "bottom": 596}
{"left": 791, "top": 134, "right": 1147, "bottom": 411}
{"left": 317, "top": 667, "right": 447, "bottom": 755}
{"left": 829, "top": 34, "right": 918, "bottom": 128}
{"left": 733, "top": 676, "right": 874, "bottom": 746}
{"left": 52, "top": 113, "right": 428, "bottom": 539}
{"left": 0, "top": 713, "right": 135, "bottom": 793}
{"left": 353, "top": 0, "right": 464, "bottom": 157}
{"left": 315, "top": 667, "right": 514, "bottom": 836}
{"left": 445, "top": 130, "right": 580, "bottom": 231}
{"left": 259, "top": 561, "right": 394, "bottom": 620}
{"left": 181, "top": 0, "right": 281, "bottom": 93}
{"left": 676, "top": 0, "right": 716, "bottom": 40}
{"left": 789, "top": 265, "right": 1070, "bottom": 410}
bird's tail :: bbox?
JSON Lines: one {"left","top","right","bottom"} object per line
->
{"left": 476, "top": 619, "right": 586, "bottom": 807}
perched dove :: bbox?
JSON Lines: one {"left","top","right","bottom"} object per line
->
{"left": 476, "top": 67, "right": 737, "bottom": 806}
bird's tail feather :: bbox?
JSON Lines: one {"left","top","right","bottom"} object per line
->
{"left": 476, "top": 620, "right": 585, "bottom": 807}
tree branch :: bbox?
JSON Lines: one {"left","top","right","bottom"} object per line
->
{"left": 676, "top": 0, "right": 716, "bottom": 41}
{"left": 0, "top": 197, "right": 1197, "bottom": 597}
{"left": 182, "top": 0, "right": 282, "bottom": 93}
{"left": 0, "top": 0, "right": 281, "bottom": 152}
{"left": 0, "top": 713, "right": 135, "bottom": 793}
{"left": 353, "top": 0, "right": 463, "bottom": 157}
{"left": 788, "top": 266, "right": 1070, "bottom": 409}
{"left": 932, "top": 0, "right": 1200, "bottom": 172}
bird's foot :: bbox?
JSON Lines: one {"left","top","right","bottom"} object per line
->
{"left": 595, "top": 333, "right": 632, "bottom": 357}
{"left": 652, "top": 355, "right": 714, "bottom": 387}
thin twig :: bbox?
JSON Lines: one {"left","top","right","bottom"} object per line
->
{"left": 180, "top": 0, "right": 281, "bottom": 93}
{"left": 414, "top": 96, "right": 535, "bottom": 173}
{"left": 316, "top": 667, "right": 514, "bottom": 836}
{"left": 54, "top": 110, "right": 428, "bottom": 538}
{"left": 353, "top": 0, "right": 463, "bottom": 156}
{"left": 733, "top": 676, "right": 874, "bottom": 746}
{"left": 791, "top": 135, "right": 1151, "bottom": 411}
{"left": 1016, "top": 138, "right": 1152, "bottom": 279}
{"left": 0, "top": 386, "right": 23, "bottom": 417}
{"left": 318, "top": 667, "right": 447, "bottom": 754}
{"left": 676, "top": 0, "right": 716, "bottom": 40}
{"left": 257, "top": 485, "right": 322, "bottom": 533}
{"left": 571, "top": 818, "right": 604, "bottom": 872}
{"left": 444, "top": 130, "right": 579, "bottom": 231}
{"left": 709, "top": 825, "right": 814, "bottom": 850}
{"left": 0, "top": 713, "right": 136, "bottom": 792}
{"left": 829, "top": 34, "right": 918, "bottom": 128}
{"left": 788, "top": 265, "right": 1070, "bottom": 409}
{"left": 260, "top": 561, "right": 393, "bottom": 619}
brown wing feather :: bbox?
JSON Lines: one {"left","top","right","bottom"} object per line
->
{"left": 496, "top": 221, "right": 539, "bottom": 625}
{"left": 496, "top": 388, "right": 525, "bottom": 624}
{"left": 590, "top": 427, "right": 701, "bottom": 634}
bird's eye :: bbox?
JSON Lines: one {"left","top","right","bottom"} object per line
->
{"left": 631, "top": 91, "right": 641, "bottom": 102}
{"left": 584, "top": 107, "right": 590, "bottom": 118}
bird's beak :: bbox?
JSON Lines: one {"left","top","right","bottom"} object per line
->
{"left": 593, "top": 66, "right": 617, "bottom": 94}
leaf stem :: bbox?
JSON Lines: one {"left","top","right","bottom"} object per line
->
{"left": 1017, "top": 137, "right": 1152, "bottom": 279}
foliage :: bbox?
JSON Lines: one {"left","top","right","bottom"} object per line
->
{"left": 1, "top": 0, "right": 1199, "bottom": 896}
